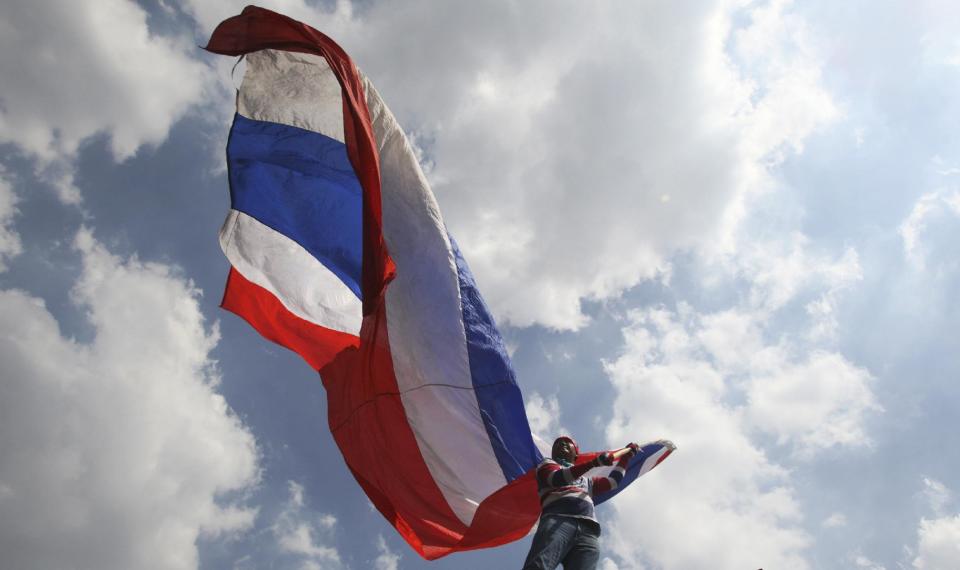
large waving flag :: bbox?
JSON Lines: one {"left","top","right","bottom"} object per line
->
{"left": 205, "top": 6, "right": 671, "bottom": 559}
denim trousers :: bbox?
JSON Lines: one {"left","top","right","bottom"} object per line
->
{"left": 522, "top": 514, "right": 601, "bottom": 570}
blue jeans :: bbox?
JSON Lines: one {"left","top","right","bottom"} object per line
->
{"left": 522, "top": 515, "right": 601, "bottom": 570}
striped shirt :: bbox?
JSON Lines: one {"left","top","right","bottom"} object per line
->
{"left": 536, "top": 454, "right": 630, "bottom": 523}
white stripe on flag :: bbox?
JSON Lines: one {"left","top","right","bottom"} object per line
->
{"left": 638, "top": 448, "right": 669, "bottom": 477}
{"left": 219, "top": 209, "right": 362, "bottom": 335}
{"left": 364, "top": 74, "right": 507, "bottom": 525}
{"left": 239, "top": 49, "right": 345, "bottom": 143}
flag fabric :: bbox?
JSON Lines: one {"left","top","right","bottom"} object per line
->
{"left": 205, "top": 6, "right": 672, "bottom": 560}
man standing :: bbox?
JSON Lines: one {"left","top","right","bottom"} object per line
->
{"left": 521, "top": 436, "right": 650, "bottom": 570}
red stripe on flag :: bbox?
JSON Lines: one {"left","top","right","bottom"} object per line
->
{"left": 220, "top": 267, "right": 359, "bottom": 370}
{"left": 321, "top": 304, "right": 540, "bottom": 559}
{"left": 225, "top": 269, "right": 541, "bottom": 558}
{"left": 223, "top": 268, "right": 538, "bottom": 558}
{"left": 653, "top": 449, "right": 673, "bottom": 467}
{"left": 320, "top": 302, "right": 467, "bottom": 558}
{"left": 457, "top": 470, "right": 540, "bottom": 554}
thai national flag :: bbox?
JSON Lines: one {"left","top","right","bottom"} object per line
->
{"left": 205, "top": 6, "right": 671, "bottom": 560}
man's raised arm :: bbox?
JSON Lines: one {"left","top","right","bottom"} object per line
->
{"left": 591, "top": 442, "right": 640, "bottom": 494}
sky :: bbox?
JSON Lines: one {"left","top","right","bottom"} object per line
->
{"left": 1, "top": 0, "right": 959, "bottom": 569}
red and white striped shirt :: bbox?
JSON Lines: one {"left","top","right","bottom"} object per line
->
{"left": 536, "top": 454, "right": 630, "bottom": 523}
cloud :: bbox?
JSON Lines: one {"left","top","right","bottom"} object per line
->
{"left": 921, "top": 477, "right": 954, "bottom": 517}
{"left": 738, "top": 235, "right": 862, "bottom": 317}
{"left": 686, "top": 232, "right": 877, "bottom": 460}
{"left": 602, "top": 307, "right": 811, "bottom": 570}
{"left": 525, "top": 391, "right": 566, "bottom": 440}
{"left": 599, "top": 558, "right": 621, "bottom": 570}
{"left": 0, "top": 0, "right": 210, "bottom": 202}
{"left": 373, "top": 535, "right": 401, "bottom": 570}
{"left": 0, "top": 228, "right": 259, "bottom": 569}
{"left": 822, "top": 513, "right": 848, "bottom": 528}
{"left": 272, "top": 481, "right": 342, "bottom": 569}
{"left": 853, "top": 554, "right": 887, "bottom": 570}
{"left": 598, "top": 215, "right": 876, "bottom": 566}
{"left": 422, "top": 0, "right": 837, "bottom": 330}
{"left": 610, "top": 296, "right": 879, "bottom": 460}
{"left": 909, "top": 476, "right": 960, "bottom": 569}
{"left": 525, "top": 391, "right": 569, "bottom": 456}
{"left": 745, "top": 350, "right": 880, "bottom": 455}
{"left": 700, "top": 232, "right": 863, "bottom": 346}
{"left": 899, "top": 188, "right": 960, "bottom": 270}
{"left": 913, "top": 516, "right": 960, "bottom": 569}
{"left": 0, "top": 168, "right": 22, "bottom": 271}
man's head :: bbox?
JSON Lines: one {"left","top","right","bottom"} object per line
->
{"left": 552, "top": 436, "right": 578, "bottom": 463}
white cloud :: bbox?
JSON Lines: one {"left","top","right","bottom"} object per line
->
{"left": 0, "top": 228, "right": 259, "bottom": 569}
{"left": 726, "top": 233, "right": 862, "bottom": 320}
{"left": 854, "top": 554, "right": 887, "bottom": 570}
{"left": 913, "top": 516, "right": 960, "bottom": 569}
{"left": 0, "top": 0, "right": 210, "bottom": 202}
{"left": 908, "top": 477, "right": 960, "bottom": 568}
{"left": 602, "top": 308, "right": 811, "bottom": 570}
{"left": 525, "top": 391, "right": 568, "bottom": 457}
{"left": 373, "top": 535, "right": 401, "bottom": 570}
{"left": 921, "top": 477, "right": 954, "bottom": 517}
{"left": 900, "top": 192, "right": 943, "bottom": 268}
{"left": 676, "top": 230, "right": 877, "bottom": 459}
{"left": 745, "top": 350, "right": 880, "bottom": 456}
{"left": 272, "top": 481, "right": 342, "bottom": 569}
{"left": 0, "top": 169, "right": 22, "bottom": 271}
{"left": 609, "top": 294, "right": 878, "bottom": 460}
{"left": 822, "top": 513, "right": 848, "bottom": 528}
{"left": 599, "top": 222, "right": 875, "bottom": 567}
{"left": 899, "top": 188, "right": 960, "bottom": 270}
{"left": 600, "top": 557, "right": 621, "bottom": 570}
{"left": 731, "top": 0, "right": 838, "bottom": 160}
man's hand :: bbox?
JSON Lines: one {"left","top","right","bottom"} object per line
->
{"left": 594, "top": 452, "right": 615, "bottom": 467}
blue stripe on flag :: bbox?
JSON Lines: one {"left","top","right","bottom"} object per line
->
{"left": 593, "top": 443, "right": 666, "bottom": 505}
{"left": 227, "top": 114, "right": 363, "bottom": 299}
{"left": 450, "top": 236, "right": 543, "bottom": 481}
